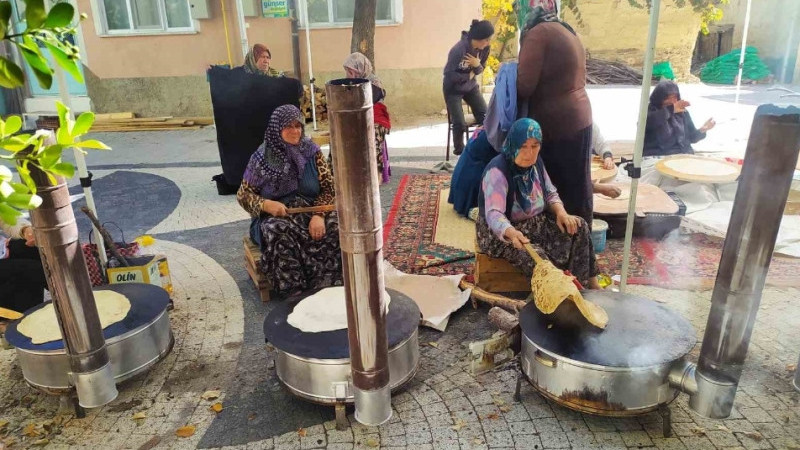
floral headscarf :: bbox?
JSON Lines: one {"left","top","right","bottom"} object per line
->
{"left": 501, "top": 118, "right": 543, "bottom": 212}
{"left": 516, "top": 3, "right": 575, "bottom": 41}
{"left": 244, "top": 44, "right": 283, "bottom": 77}
{"left": 244, "top": 105, "right": 319, "bottom": 200}
{"left": 343, "top": 52, "right": 384, "bottom": 90}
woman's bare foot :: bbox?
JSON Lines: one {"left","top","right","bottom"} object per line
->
{"left": 587, "top": 277, "right": 602, "bottom": 290}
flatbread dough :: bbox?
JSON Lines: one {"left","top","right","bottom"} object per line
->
{"left": 663, "top": 158, "right": 738, "bottom": 177}
{"left": 531, "top": 259, "right": 608, "bottom": 329}
{"left": 287, "top": 286, "right": 391, "bottom": 333}
{"left": 17, "top": 290, "right": 132, "bottom": 344}
{"left": 597, "top": 187, "right": 631, "bottom": 201}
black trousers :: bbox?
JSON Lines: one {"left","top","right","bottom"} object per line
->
{"left": 445, "top": 86, "right": 487, "bottom": 152}
{"left": 0, "top": 240, "right": 47, "bottom": 313}
{"left": 539, "top": 125, "right": 594, "bottom": 225}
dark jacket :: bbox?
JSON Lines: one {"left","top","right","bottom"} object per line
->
{"left": 643, "top": 82, "right": 706, "bottom": 157}
{"left": 517, "top": 22, "right": 592, "bottom": 141}
{"left": 443, "top": 32, "right": 489, "bottom": 96}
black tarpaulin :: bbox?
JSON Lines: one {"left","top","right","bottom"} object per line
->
{"left": 208, "top": 66, "right": 303, "bottom": 187}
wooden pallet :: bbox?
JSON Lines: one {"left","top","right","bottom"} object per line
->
{"left": 243, "top": 236, "right": 272, "bottom": 302}
{"left": 474, "top": 252, "right": 530, "bottom": 293}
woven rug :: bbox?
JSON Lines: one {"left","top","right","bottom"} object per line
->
{"left": 383, "top": 174, "right": 800, "bottom": 288}
{"left": 383, "top": 175, "right": 475, "bottom": 276}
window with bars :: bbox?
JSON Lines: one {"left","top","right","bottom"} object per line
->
{"left": 100, "top": 0, "right": 194, "bottom": 34}
{"left": 305, "top": 0, "right": 399, "bottom": 27}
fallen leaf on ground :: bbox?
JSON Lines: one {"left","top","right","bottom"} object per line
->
{"left": 690, "top": 426, "right": 705, "bottom": 436}
{"left": 486, "top": 413, "right": 500, "bottom": 420}
{"left": 499, "top": 405, "right": 511, "bottom": 413}
{"left": 716, "top": 425, "right": 731, "bottom": 433}
{"left": 210, "top": 403, "right": 223, "bottom": 413}
{"left": 742, "top": 431, "right": 764, "bottom": 441}
{"left": 473, "top": 438, "right": 483, "bottom": 445}
{"left": 297, "top": 428, "right": 307, "bottom": 437}
{"left": 788, "top": 364, "right": 797, "bottom": 372}
{"left": 493, "top": 398, "right": 506, "bottom": 407}
{"left": 201, "top": 390, "right": 221, "bottom": 401}
{"left": 451, "top": 419, "right": 466, "bottom": 431}
{"left": 365, "top": 437, "right": 379, "bottom": 447}
{"left": 131, "top": 412, "right": 147, "bottom": 420}
{"left": 428, "top": 342, "right": 439, "bottom": 348}
{"left": 31, "top": 439, "right": 50, "bottom": 447}
{"left": 22, "top": 423, "right": 40, "bottom": 437}
{"left": 175, "top": 425, "right": 196, "bottom": 438}
{"left": 0, "top": 420, "right": 8, "bottom": 430}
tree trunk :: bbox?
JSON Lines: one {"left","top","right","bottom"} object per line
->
{"left": 350, "top": 0, "right": 377, "bottom": 66}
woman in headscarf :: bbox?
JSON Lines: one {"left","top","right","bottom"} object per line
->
{"left": 343, "top": 52, "right": 392, "bottom": 183}
{"left": 516, "top": 5, "right": 594, "bottom": 227}
{"left": 242, "top": 44, "right": 284, "bottom": 77}
{"left": 477, "top": 119, "right": 599, "bottom": 289}
{"left": 1, "top": 219, "right": 47, "bottom": 316}
{"left": 443, "top": 19, "right": 494, "bottom": 155}
{"left": 644, "top": 81, "right": 715, "bottom": 157}
{"left": 237, "top": 105, "right": 342, "bottom": 298}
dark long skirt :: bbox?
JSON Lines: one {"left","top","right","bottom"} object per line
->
{"left": 448, "top": 130, "right": 497, "bottom": 217}
{"left": 0, "top": 240, "right": 47, "bottom": 313}
{"left": 250, "top": 199, "right": 343, "bottom": 297}
{"left": 476, "top": 213, "right": 596, "bottom": 286}
{"left": 540, "top": 125, "right": 594, "bottom": 224}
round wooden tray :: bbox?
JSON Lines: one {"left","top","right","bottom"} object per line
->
{"left": 655, "top": 155, "right": 741, "bottom": 184}
{"left": 591, "top": 157, "right": 618, "bottom": 183}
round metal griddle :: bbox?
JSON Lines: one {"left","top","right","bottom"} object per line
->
{"left": 264, "top": 288, "right": 420, "bottom": 405}
{"left": 519, "top": 290, "right": 696, "bottom": 416}
{"left": 5, "top": 283, "right": 174, "bottom": 392}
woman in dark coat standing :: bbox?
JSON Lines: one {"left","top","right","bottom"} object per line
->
{"left": 443, "top": 20, "right": 494, "bottom": 155}
{"left": 516, "top": 7, "right": 593, "bottom": 225}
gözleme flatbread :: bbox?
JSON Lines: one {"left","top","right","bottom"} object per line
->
{"left": 17, "top": 290, "right": 132, "bottom": 344}
{"left": 287, "top": 286, "right": 392, "bottom": 333}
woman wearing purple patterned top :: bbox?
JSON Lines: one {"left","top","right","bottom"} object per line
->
{"left": 476, "top": 118, "right": 599, "bottom": 288}
{"left": 237, "top": 105, "right": 342, "bottom": 297}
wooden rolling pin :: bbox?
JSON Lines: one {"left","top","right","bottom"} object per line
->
{"left": 286, "top": 204, "right": 336, "bottom": 215}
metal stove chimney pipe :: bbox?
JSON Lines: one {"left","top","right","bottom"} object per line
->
{"left": 326, "top": 78, "right": 392, "bottom": 426}
{"left": 28, "top": 166, "right": 118, "bottom": 408}
{"left": 671, "top": 105, "right": 800, "bottom": 418}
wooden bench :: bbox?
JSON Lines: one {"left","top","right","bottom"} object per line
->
{"left": 474, "top": 238, "right": 530, "bottom": 293}
{"left": 243, "top": 236, "right": 272, "bottom": 302}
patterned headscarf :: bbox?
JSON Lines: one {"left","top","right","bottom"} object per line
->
{"left": 501, "top": 118, "right": 543, "bottom": 212}
{"left": 247, "top": 105, "right": 319, "bottom": 199}
{"left": 244, "top": 44, "right": 283, "bottom": 77}
{"left": 516, "top": 3, "right": 575, "bottom": 41}
{"left": 343, "top": 52, "right": 384, "bottom": 90}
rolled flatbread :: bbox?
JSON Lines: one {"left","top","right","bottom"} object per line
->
{"left": 531, "top": 259, "right": 608, "bottom": 329}
{"left": 287, "top": 286, "right": 391, "bottom": 333}
{"left": 17, "top": 290, "right": 132, "bottom": 344}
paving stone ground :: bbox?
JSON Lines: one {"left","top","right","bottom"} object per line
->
{"left": 1, "top": 128, "right": 799, "bottom": 450}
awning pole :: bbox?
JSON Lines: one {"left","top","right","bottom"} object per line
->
{"left": 620, "top": 0, "right": 661, "bottom": 291}
{"left": 734, "top": 0, "right": 752, "bottom": 105}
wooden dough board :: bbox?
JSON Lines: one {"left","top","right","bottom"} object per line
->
{"left": 591, "top": 157, "right": 618, "bottom": 183}
{"left": 593, "top": 183, "right": 679, "bottom": 215}
{"left": 656, "top": 155, "right": 741, "bottom": 184}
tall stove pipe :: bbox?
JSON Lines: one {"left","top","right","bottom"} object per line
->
{"left": 326, "top": 78, "right": 392, "bottom": 426}
{"left": 28, "top": 167, "right": 118, "bottom": 408}
{"left": 673, "top": 105, "right": 800, "bottom": 418}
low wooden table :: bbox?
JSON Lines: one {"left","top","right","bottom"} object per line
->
{"left": 243, "top": 236, "right": 272, "bottom": 302}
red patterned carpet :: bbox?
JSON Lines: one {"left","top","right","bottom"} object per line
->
{"left": 383, "top": 174, "right": 800, "bottom": 288}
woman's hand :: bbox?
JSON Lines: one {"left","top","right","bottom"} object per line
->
{"left": 261, "top": 199, "right": 287, "bottom": 217}
{"left": 503, "top": 227, "right": 530, "bottom": 250}
{"left": 699, "top": 118, "right": 716, "bottom": 133}
{"left": 556, "top": 212, "right": 582, "bottom": 235}
{"left": 462, "top": 53, "right": 481, "bottom": 69}
{"left": 603, "top": 157, "right": 615, "bottom": 170}
{"left": 673, "top": 99, "right": 690, "bottom": 113}
{"left": 22, "top": 226, "right": 35, "bottom": 247}
{"left": 309, "top": 215, "right": 326, "bottom": 241}
{"left": 595, "top": 183, "right": 622, "bottom": 199}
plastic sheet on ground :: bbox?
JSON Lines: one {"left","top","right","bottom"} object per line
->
{"left": 383, "top": 261, "right": 472, "bottom": 331}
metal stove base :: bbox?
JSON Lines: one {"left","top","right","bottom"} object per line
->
{"left": 274, "top": 329, "right": 420, "bottom": 430}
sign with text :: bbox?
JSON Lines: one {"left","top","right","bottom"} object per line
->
{"left": 263, "top": 0, "right": 289, "bottom": 18}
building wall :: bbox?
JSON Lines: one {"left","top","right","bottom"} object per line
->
{"left": 76, "top": 0, "right": 481, "bottom": 117}
{"left": 561, "top": 0, "right": 702, "bottom": 80}
{"left": 719, "top": 0, "right": 800, "bottom": 83}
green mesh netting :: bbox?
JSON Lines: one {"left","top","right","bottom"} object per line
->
{"left": 653, "top": 62, "right": 675, "bottom": 80}
{"left": 700, "top": 47, "right": 772, "bottom": 85}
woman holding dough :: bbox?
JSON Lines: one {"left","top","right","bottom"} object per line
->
{"left": 237, "top": 105, "right": 342, "bottom": 298}
{"left": 477, "top": 118, "right": 600, "bottom": 289}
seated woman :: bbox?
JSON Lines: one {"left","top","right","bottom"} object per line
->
{"left": 476, "top": 119, "right": 600, "bottom": 289}
{"left": 1, "top": 219, "right": 47, "bottom": 316}
{"left": 343, "top": 52, "right": 392, "bottom": 183}
{"left": 237, "top": 105, "right": 342, "bottom": 297}
{"left": 448, "top": 127, "right": 497, "bottom": 217}
{"left": 591, "top": 123, "right": 621, "bottom": 199}
{"left": 241, "top": 44, "right": 284, "bottom": 77}
{"left": 644, "top": 81, "right": 715, "bottom": 157}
